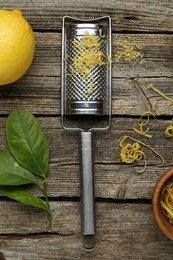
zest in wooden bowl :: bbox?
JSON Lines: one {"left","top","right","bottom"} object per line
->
{"left": 152, "top": 167, "right": 173, "bottom": 240}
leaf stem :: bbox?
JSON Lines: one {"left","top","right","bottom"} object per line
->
{"left": 35, "top": 178, "right": 52, "bottom": 232}
{"left": 35, "top": 180, "right": 43, "bottom": 191}
{"left": 43, "top": 176, "right": 52, "bottom": 232}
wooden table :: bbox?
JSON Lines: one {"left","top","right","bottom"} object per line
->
{"left": 0, "top": 1, "right": 173, "bottom": 259}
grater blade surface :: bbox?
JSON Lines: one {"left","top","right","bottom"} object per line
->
{"left": 62, "top": 18, "right": 111, "bottom": 115}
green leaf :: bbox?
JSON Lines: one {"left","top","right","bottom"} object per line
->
{"left": 6, "top": 108, "right": 49, "bottom": 177}
{"left": 0, "top": 149, "right": 36, "bottom": 185}
{"left": 0, "top": 186, "right": 50, "bottom": 213}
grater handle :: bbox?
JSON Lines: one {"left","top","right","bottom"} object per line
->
{"left": 80, "top": 131, "right": 96, "bottom": 250}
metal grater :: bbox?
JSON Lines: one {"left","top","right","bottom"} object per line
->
{"left": 62, "top": 18, "right": 111, "bottom": 116}
{"left": 61, "top": 16, "right": 112, "bottom": 250}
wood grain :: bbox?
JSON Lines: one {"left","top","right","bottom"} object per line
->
{"left": 0, "top": 32, "right": 172, "bottom": 115}
{"left": 0, "top": 117, "right": 172, "bottom": 200}
{"left": 0, "top": 77, "right": 173, "bottom": 116}
{"left": 0, "top": 201, "right": 172, "bottom": 259}
{"left": 1, "top": 0, "right": 173, "bottom": 32}
{"left": 0, "top": 1, "right": 173, "bottom": 258}
{"left": 26, "top": 33, "right": 173, "bottom": 78}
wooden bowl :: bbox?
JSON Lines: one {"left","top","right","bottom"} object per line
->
{"left": 152, "top": 167, "right": 173, "bottom": 240}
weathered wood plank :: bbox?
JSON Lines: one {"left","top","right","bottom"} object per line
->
{"left": 0, "top": 1, "right": 172, "bottom": 258}
{"left": 112, "top": 77, "right": 173, "bottom": 116}
{"left": 28, "top": 33, "right": 173, "bottom": 78}
{"left": 0, "top": 116, "right": 172, "bottom": 165}
{"left": 0, "top": 77, "right": 173, "bottom": 116}
{"left": 0, "top": 117, "right": 172, "bottom": 200}
{"left": 1, "top": 0, "right": 173, "bottom": 32}
{"left": 0, "top": 201, "right": 172, "bottom": 259}
{"left": 35, "top": 164, "right": 171, "bottom": 200}
{"left": 0, "top": 31, "right": 172, "bottom": 115}
{"left": 0, "top": 76, "right": 59, "bottom": 115}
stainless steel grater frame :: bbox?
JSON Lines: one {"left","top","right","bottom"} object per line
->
{"left": 61, "top": 16, "right": 112, "bottom": 250}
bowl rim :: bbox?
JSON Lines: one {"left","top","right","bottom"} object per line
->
{"left": 152, "top": 167, "right": 173, "bottom": 240}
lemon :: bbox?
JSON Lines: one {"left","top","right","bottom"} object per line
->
{"left": 0, "top": 9, "right": 35, "bottom": 85}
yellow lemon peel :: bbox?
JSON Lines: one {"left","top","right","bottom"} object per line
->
{"left": 115, "top": 38, "right": 143, "bottom": 63}
{"left": 87, "top": 83, "right": 94, "bottom": 95}
{"left": 120, "top": 141, "right": 146, "bottom": 173}
{"left": 165, "top": 120, "right": 173, "bottom": 137}
{"left": 147, "top": 84, "right": 173, "bottom": 105}
{"left": 70, "top": 31, "right": 105, "bottom": 78}
{"left": 160, "top": 178, "right": 173, "bottom": 224}
{"left": 119, "top": 135, "right": 165, "bottom": 173}
{"left": 67, "top": 31, "right": 112, "bottom": 99}
{"left": 0, "top": 9, "right": 35, "bottom": 85}
{"left": 133, "top": 111, "right": 155, "bottom": 138}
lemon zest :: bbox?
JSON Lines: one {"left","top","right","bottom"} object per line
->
{"left": 133, "top": 111, "right": 155, "bottom": 138}
{"left": 87, "top": 83, "right": 94, "bottom": 95}
{"left": 119, "top": 135, "right": 165, "bottom": 173}
{"left": 119, "top": 140, "right": 146, "bottom": 173}
{"left": 99, "top": 29, "right": 105, "bottom": 38}
{"left": 147, "top": 84, "right": 173, "bottom": 105}
{"left": 69, "top": 65, "right": 75, "bottom": 76}
{"left": 133, "top": 127, "right": 152, "bottom": 139}
{"left": 71, "top": 31, "right": 105, "bottom": 78}
{"left": 160, "top": 178, "right": 173, "bottom": 224}
{"left": 165, "top": 120, "right": 173, "bottom": 137}
{"left": 115, "top": 38, "right": 143, "bottom": 63}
